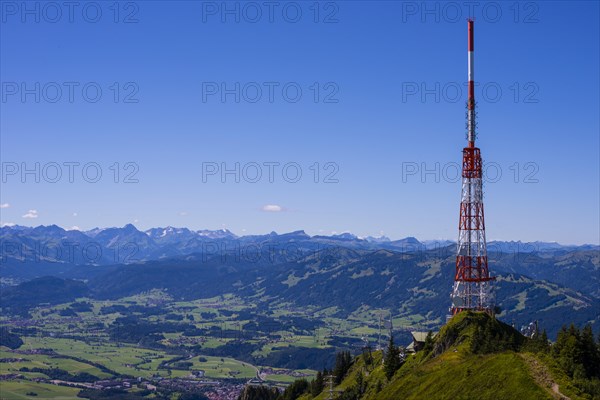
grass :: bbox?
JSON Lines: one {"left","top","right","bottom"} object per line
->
{"left": 0, "top": 380, "right": 81, "bottom": 400}
{"left": 190, "top": 355, "right": 257, "bottom": 379}
{"left": 260, "top": 368, "right": 316, "bottom": 383}
{"left": 20, "top": 337, "right": 169, "bottom": 378}
{"left": 252, "top": 335, "right": 327, "bottom": 358}
{"left": 311, "top": 313, "right": 555, "bottom": 400}
{"left": 513, "top": 290, "right": 528, "bottom": 311}
{"left": 0, "top": 347, "right": 111, "bottom": 379}
{"left": 370, "top": 352, "right": 553, "bottom": 400}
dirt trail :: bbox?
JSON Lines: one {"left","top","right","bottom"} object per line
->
{"left": 552, "top": 383, "right": 569, "bottom": 398}
{"left": 518, "top": 353, "right": 571, "bottom": 400}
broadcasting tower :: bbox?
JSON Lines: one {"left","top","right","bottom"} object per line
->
{"left": 450, "top": 19, "right": 495, "bottom": 315}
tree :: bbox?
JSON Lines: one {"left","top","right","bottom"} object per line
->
{"left": 0, "top": 327, "right": 23, "bottom": 350}
{"left": 281, "top": 379, "right": 309, "bottom": 400}
{"left": 552, "top": 323, "right": 600, "bottom": 380}
{"left": 553, "top": 324, "right": 583, "bottom": 378}
{"left": 362, "top": 345, "right": 373, "bottom": 367}
{"left": 522, "top": 327, "right": 550, "bottom": 354}
{"left": 355, "top": 371, "right": 366, "bottom": 396}
{"left": 423, "top": 331, "right": 434, "bottom": 355}
{"left": 311, "top": 370, "right": 324, "bottom": 397}
{"left": 534, "top": 329, "right": 549, "bottom": 353}
{"left": 540, "top": 330, "right": 549, "bottom": 348}
{"left": 337, "top": 386, "right": 360, "bottom": 400}
{"left": 581, "top": 324, "right": 600, "bottom": 379}
{"left": 236, "top": 386, "right": 279, "bottom": 400}
{"left": 333, "top": 351, "right": 352, "bottom": 384}
{"left": 471, "top": 326, "right": 483, "bottom": 353}
{"left": 384, "top": 336, "right": 401, "bottom": 380}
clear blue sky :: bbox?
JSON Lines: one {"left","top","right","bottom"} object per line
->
{"left": 1, "top": 1, "right": 598, "bottom": 244}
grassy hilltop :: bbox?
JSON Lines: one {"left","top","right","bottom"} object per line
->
{"left": 351, "top": 312, "right": 547, "bottom": 400}
{"left": 250, "top": 311, "right": 599, "bottom": 400}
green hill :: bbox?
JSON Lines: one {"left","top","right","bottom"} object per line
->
{"left": 287, "top": 312, "right": 598, "bottom": 400}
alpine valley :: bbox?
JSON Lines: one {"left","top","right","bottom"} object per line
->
{"left": 0, "top": 224, "right": 598, "bottom": 400}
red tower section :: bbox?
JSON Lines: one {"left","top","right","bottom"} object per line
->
{"left": 450, "top": 19, "right": 495, "bottom": 315}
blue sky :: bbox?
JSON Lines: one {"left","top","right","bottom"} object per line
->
{"left": 1, "top": 1, "right": 598, "bottom": 244}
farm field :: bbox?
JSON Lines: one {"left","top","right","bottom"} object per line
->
{"left": 0, "top": 380, "right": 81, "bottom": 400}
{"left": 1, "top": 292, "right": 414, "bottom": 398}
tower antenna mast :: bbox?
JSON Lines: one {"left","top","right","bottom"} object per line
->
{"left": 450, "top": 19, "right": 496, "bottom": 316}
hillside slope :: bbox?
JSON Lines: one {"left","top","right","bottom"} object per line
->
{"left": 307, "top": 312, "right": 582, "bottom": 400}
{"left": 368, "top": 351, "right": 551, "bottom": 400}
{"left": 84, "top": 249, "right": 599, "bottom": 339}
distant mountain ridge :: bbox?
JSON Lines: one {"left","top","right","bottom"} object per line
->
{"left": 1, "top": 223, "right": 597, "bottom": 287}
{"left": 2, "top": 224, "right": 595, "bottom": 265}
{"left": 1, "top": 224, "right": 598, "bottom": 308}
{"left": 1, "top": 225, "right": 599, "bottom": 338}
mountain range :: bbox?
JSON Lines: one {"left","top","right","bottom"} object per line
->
{"left": 1, "top": 224, "right": 599, "bottom": 339}
{"left": 1, "top": 224, "right": 596, "bottom": 269}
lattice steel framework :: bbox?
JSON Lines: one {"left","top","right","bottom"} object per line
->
{"left": 450, "top": 19, "right": 495, "bottom": 315}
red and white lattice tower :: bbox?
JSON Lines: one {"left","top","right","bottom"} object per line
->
{"left": 450, "top": 19, "right": 496, "bottom": 315}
